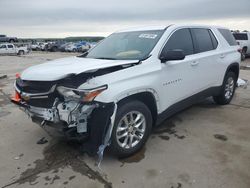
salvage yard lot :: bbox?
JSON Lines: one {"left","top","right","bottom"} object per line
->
{"left": 0, "top": 52, "right": 250, "bottom": 188}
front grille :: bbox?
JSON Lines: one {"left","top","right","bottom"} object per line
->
{"left": 16, "top": 78, "right": 61, "bottom": 108}
{"left": 15, "top": 73, "right": 90, "bottom": 108}
{"left": 16, "top": 78, "right": 56, "bottom": 93}
{"left": 27, "top": 93, "right": 59, "bottom": 108}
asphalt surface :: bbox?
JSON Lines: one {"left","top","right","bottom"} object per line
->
{"left": 0, "top": 52, "right": 250, "bottom": 188}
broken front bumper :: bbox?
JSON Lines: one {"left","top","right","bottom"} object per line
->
{"left": 11, "top": 95, "right": 115, "bottom": 156}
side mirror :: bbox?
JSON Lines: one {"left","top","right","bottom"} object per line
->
{"left": 160, "top": 49, "right": 185, "bottom": 63}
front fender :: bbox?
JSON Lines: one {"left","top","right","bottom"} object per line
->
{"left": 95, "top": 86, "right": 161, "bottom": 113}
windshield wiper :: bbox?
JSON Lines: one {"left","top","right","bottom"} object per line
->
{"left": 94, "top": 57, "right": 117, "bottom": 60}
{"left": 77, "top": 51, "right": 89, "bottom": 58}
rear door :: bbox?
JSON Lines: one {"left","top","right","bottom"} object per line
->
{"left": 190, "top": 28, "right": 220, "bottom": 89}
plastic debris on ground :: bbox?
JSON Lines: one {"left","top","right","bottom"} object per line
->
{"left": 36, "top": 137, "right": 48, "bottom": 145}
{"left": 237, "top": 78, "right": 248, "bottom": 88}
{"left": 97, "top": 104, "right": 117, "bottom": 169}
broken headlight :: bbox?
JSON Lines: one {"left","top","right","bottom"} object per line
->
{"left": 57, "top": 85, "right": 107, "bottom": 102}
{"left": 57, "top": 86, "right": 81, "bottom": 99}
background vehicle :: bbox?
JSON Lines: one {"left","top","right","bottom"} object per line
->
{"left": 46, "top": 41, "right": 66, "bottom": 52}
{"left": 74, "top": 41, "right": 90, "bottom": 52}
{"left": 0, "top": 34, "right": 18, "bottom": 43}
{"left": 65, "top": 41, "right": 91, "bottom": 52}
{"left": 12, "top": 25, "right": 241, "bottom": 158}
{"left": 233, "top": 32, "right": 250, "bottom": 60}
{"left": 31, "top": 42, "right": 41, "bottom": 51}
{"left": 0, "top": 43, "right": 28, "bottom": 55}
{"left": 39, "top": 42, "right": 48, "bottom": 51}
{"left": 64, "top": 43, "right": 78, "bottom": 52}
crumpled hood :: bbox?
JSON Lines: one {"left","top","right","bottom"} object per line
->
{"left": 21, "top": 56, "right": 137, "bottom": 81}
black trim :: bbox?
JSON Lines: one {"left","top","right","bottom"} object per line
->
{"left": 80, "top": 102, "right": 115, "bottom": 156}
{"left": 225, "top": 63, "right": 240, "bottom": 79}
{"left": 156, "top": 86, "right": 221, "bottom": 126}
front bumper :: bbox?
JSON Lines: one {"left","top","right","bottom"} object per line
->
{"left": 11, "top": 81, "right": 115, "bottom": 155}
{"left": 11, "top": 93, "right": 97, "bottom": 139}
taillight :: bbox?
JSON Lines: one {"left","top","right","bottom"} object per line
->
{"left": 237, "top": 48, "right": 242, "bottom": 53}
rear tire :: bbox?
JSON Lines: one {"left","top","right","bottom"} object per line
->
{"left": 213, "top": 72, "right": 236, "bottom": 105}
{"left": 18, "top": 50, "right": 24, "bottom": 55}
{"left": 241, "top": 47, "right": 247, "bottom": 61}
{"left": 110, "top": 100, "right": 152, "bottom": 158}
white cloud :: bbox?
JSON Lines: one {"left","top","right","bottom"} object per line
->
{"left": 0, "top": 0, "right": 249, "bottom": 37}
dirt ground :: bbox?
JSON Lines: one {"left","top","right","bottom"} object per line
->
{"left": 0, "top": 52, "right": 250, "bottom": 188}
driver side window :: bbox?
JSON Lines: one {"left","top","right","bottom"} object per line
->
{"left": 0, "top": 45, "right": 7, "bottom": 49}
{"left": 162, "top": 28, "right": 194, "bottom": 56}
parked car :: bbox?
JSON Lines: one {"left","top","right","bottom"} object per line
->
{"left": 31, "top": 42, "right": 41, "bottom": 51}
{"left": 0, "top": 43, "right": 28, "bottom": 55}
{"left": 12, "top": 25, "right": 240, "bottom": 157}
{"left": 64, "top": 42, "right": 90, "bottom": 52}
{"left": 58, "top": 42, "right": 72, "bottom": 52}
{"left": 233, "top": 32, "right": 250, "bottom": 60}
{"left": 0, "top": 34, "right": 18, "bottom": 43}
{"left": 39, "top": 42, "right": 48, "bottom": 51}
{"left": 65, "top": 43, "right": 77, "bottom": 52}
{"left": 46, "top": 41, "right": 66, "bottom": 52}
{"left": 77, "top": 41, "right": 91, "bottom": 52}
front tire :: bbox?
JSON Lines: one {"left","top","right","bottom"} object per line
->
{"left": 110, "top": 100, "right": 152, "bottom": 158}
{"left": 213, "top": 72, "right": 236, "bottom": 105}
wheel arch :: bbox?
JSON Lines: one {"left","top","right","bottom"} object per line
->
{"left": 225, "top": 63, "right": 239, "bottom": 80}
{"left": 18, "top": 50, "right": 24, "bottom": 55}
{"left": 242, "top": 46, "right": 248, "bottom": 51}
{"left": 116, "top": 91, "right": 159, "bottom": 126}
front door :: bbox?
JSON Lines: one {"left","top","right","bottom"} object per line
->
{"left": 159, "top": 28, "right": 200, "bottom": 110}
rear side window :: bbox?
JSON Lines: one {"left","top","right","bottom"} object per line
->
{"left": 162, "top": 28, "right": 194, "bottom": 56}
{"left": 191, "top": 28, "right": 215, "bottom": 53}
{"left": 7, "top": 45, "right": 13, "bottom": 48}
{"left": 219, "top": 29, "right": 237, "bottom": 46}
{"left": 233, "top": 33, "right": 248, "bottom": 40}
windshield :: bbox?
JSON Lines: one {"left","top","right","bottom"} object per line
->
{"left": 86, "top": 30, "right": 164, "bottom": 60}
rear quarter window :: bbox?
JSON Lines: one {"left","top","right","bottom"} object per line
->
{"left": 219, "top": 29, "right": 237, "bottom": 46}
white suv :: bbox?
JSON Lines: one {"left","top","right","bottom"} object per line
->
{"left": 12, "top": 24, "right": 241, "bottom": 157}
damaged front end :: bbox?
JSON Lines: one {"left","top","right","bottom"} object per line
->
{"left": 11, "top": 76, "right": 116, "bottom": 156}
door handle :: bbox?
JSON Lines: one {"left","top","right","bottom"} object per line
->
{"left": 220, "top": 54, "right": 226, "bottom": 59}
{"left": 191, "top": 61, "right": 199, "bottom": 66}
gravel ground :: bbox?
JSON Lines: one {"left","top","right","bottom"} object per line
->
{"left": 0, "top": 52, "right": 250, "bottom": 188}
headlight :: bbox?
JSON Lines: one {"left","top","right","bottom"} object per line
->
{"left": 57, "top": 85, "right": 107, "bottom": 102}
{"left": 57, "top": 86, "right": 81, "bottom": 99}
